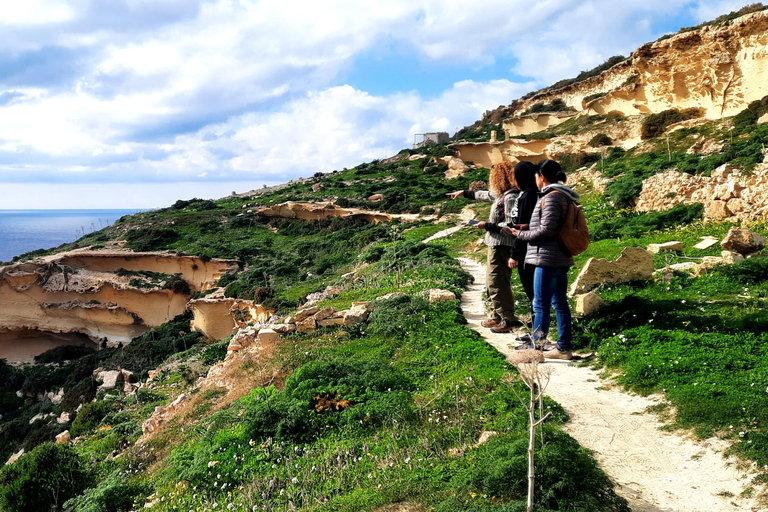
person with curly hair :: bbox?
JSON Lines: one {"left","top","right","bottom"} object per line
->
{"left": 448, "top": 161, "right": 525, "bottom": 333}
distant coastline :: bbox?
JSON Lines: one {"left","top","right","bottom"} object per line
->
{"left": 0, "top": 209, "right": 140, "bottom": 263}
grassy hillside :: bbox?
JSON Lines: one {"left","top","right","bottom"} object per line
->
{"left": 2, "top": 94, "right": 768, "bottom": 511}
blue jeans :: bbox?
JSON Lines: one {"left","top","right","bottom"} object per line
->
{"left": 532, "top": 266, "right": 572, "bottom": 350}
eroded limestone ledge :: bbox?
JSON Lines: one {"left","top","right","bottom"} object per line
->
{"left": 0, "top": 250, "right": 239, "bottom": 358}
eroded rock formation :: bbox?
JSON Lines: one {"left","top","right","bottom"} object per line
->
{"left": 636, "top": 163, "right": 768, "bottom": 221}
{"left": 504, "top": 11, "right": 768, "bottom": 136}
{"left": 257, "top": 201, "right": 392, "bottom": 223}
{"left": 0, "top": 249, "right": 238, "bottom": 361}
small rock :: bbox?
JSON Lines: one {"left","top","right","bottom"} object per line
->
{"left": 6, "top": 449, "right": 24, "bottom": 465}
{"left": 269, "top": 323, "right": 297, "bottom": 334}
{"left": 294, "top": 306, "right": 319, "bottom": 322}
{"left": 368, "top": 194, "right": 384, "bottom": 201}
{"left": 57, "top": 412, "right": 71, "bottom": 424}
{"left": 721, "top": 227, "right": 766, "bottom": 255}
{"left": 647, "top": 241, "right": 684, "bottom": 253}
{"left": 574, "top": 292, "right": 605, "bottom": 315}
{"left": 570, "top": 247, "right": 654, "bottom": 295}
{"left": 693, "top": 238, "right": 719, "bottom": 250}
{"left": 376, "top": 292, "right": 406, "bottom": 301}
{"left": 257, "top": 328, "right": 279, "bottom": 344}
{"left": 318, "top": 317, "right": 345, "bottom": 327}
{"left": 313, "top": 307, "right": 337, "bottom": 321}
{"left": 429, "top": 289, "right": 456, "bottom": 302}
{"left": 721, "top": 250, "right": 744, "bottom": 264}
{"left": 296, "top": 317, "right": 317, "bottom": 333}
{"left": 343, "top": 303, "right": 370, "bottom": 327}
{"left": 55, "top": 431, "right": 71, "bottom": 444}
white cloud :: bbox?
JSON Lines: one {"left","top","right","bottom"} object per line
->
{"left": 0, "top": 0, "right": 75, "bottom": 25}
{"left": 0, "top": 0, "right": 744, "bottom": 209}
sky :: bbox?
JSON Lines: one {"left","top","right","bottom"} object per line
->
{"left": 0, "top": 0, "right": 753, "bottom": 209}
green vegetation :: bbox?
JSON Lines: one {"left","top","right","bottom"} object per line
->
{"left": 640, "top": 108, "right": 703, "bottom": 139}
{"left": 521, "top": 99, "right": 574, "bottom": 115}
{"left": 673, "top": 3, "right": 767, "bottom": 36}
{"left": 4, "top": 65, "right": 768, "bottom": 511}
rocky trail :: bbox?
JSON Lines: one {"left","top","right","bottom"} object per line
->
{"left": 455, "top": 256, "right": 766, "bottom": 512}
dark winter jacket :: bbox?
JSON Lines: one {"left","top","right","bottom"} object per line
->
{"left": 516, "top": 184, "right": 580, "bottom": 268}
{"left": 509, "top": 163, "right": 539, "bottom": 262}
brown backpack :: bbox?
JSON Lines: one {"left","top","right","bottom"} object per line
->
{"left": 540, "top": 191, "right": 590, "bottom": 256}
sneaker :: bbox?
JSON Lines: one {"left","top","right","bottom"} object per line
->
{"left": 543, "top": 347, "right": 573, "bottom": 360}
{"left": 481, "top": 319, "right": 501, "bottom": 328}
{"left": 490, "top": 319, "right": 524, "bottom": 333}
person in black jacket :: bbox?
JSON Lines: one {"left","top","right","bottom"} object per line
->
{"left": 507, "top": 161, "right": 538, "bottom": 326}
{"left": 509, "top": 160, "right": 578, "bottom": 360}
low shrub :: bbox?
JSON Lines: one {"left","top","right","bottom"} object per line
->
{"left": 733, "top": 94, "right": 768, "bottom": 131}
{"left": 65, "top": 469, "right": 151, "bottom": 512}
{"left": 0, "top": 443, "right": 92, "bottom": 512}
{"left": 243, "top": 358, "right": 416, "bottom": 444}
{"left": 641, "top": 108, "right": 703, "bottom": 140}
{"left": 588, "top": 133, "right": 613, "bottom": 147}
{"left": 124, "top": 228, "right": 179, "bottom": 252}
{"left": 71, "top": 400, "right": 117, "bottom": 436}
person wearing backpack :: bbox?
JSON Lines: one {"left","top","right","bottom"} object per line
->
{"left": 509, "top": 159, "right": 579, "bottom": 360}
{"left": 448, "top": 162, "right": 524, "bottom": 333}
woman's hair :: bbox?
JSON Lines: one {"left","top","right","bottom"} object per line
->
{"left": 537, "top": 159, "right": 567, "bottom": 184}
{"left": 489, "top": 161, "right": 516, "bottom": 195}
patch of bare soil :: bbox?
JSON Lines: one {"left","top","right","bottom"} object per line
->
{"left": 457, "top": 257, "right": 767, "bottom": 512}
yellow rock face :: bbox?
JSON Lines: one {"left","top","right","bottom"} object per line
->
{"left": 0, "top": 249, "right": 239, "bottom": 361}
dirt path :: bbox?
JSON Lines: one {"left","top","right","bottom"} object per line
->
{"left": 457, "top": 256, "right": 766, "bottom": 512}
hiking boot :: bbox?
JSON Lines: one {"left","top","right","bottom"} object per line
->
{"left": 543, "top": 347, "right": 573, "bottom": 360}
{"left": 481, "top": 319, "right": 501, "bottom": 328}
{"left": 514, "top": 333, "right": 533, "bottom": 344}
{"left": 490, "top": 319, "right": 524, "bottom": 333}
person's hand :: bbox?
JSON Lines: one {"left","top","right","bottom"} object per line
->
{"left": 508, "top": 258, "right": 518, "bottom": 269}
{"left": 510, "top": 228, "right": 519, "bottom": 237}
{"left": 475, "top": 221, "right": 486, "bottom": 229}
{"left": 514, "top": 223, "right": 529, "bottom": 230}
{"left": 446, "top": 190, "right": 464, "bottom": 200}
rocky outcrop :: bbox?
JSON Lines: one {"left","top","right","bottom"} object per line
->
{"left": 570, "top": 247, "right": 654, "bottom": 295}
{"left": 0, "top": 250, "right": 238, "bottom": 361}
{"left": 256, "top": 201, "right": 392, "bottom": 223}
{"left": 635, "top": 163, "right": 768, "bottom": 221}
{"left": 505, "top": 11, "right": 768, "bottom": 132}
{"left": 450, "top": 138, "right": 555, "bottom": 169}
{"left": 187, "top": 289, "right": 272, "bottom": 341}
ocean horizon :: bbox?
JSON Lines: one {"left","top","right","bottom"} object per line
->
{"left": 0, "top": 209, "right": 141, "bottom": 263}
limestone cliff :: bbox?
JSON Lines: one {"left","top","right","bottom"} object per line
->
{"left": 496, "top": 10, "right": 768, "bottom": 138}
{"left": 0, "top": 249, "right": 238, "bottom": 361}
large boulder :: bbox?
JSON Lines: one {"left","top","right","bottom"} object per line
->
{"left": 720, "top": 227, "right": 766, "bottom": 255}
{"left": 570, "top": 247, "right": 654, "bottom": 295}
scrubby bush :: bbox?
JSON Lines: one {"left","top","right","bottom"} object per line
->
{"left": 65, "top": 469, "right": 151, "bottom": 512}
{"left": 458, "top": 431, "right": 630, "bottom": 511}
{"left": 124, "top": 228, "right": 179, "bottom": 252}
{"left": 588, "top": 133, "right": 613, "bottom": 147}
{"left": 559, "top": 153, "right": 601, "bottom": 173}
{"left": 641, "top": 108, "right": 703, "bottom": 139}
{"left": 733, "top": 94, "right": 768, "bottom": 131}
{"left": 0, "top": 443, "right": 92, "bottom": 512}
{"left": 71, "top": 400, "right": 117, "bottom": 436}
{"left": 604, "top": 175, "right": 644, "bottom": 208}
{"left": 34, "top": 345, "right": 96, "bottom": 364}
{"left": 243, "top": 359, "right": 416, "bottom": 443}
{"left": 716, "top": 255, "right": 768, "bottom": 284}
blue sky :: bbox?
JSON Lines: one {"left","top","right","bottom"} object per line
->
{"left": 0, "top": 0, "right": 752, "bottom": 208}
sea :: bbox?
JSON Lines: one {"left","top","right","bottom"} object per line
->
{"left": 0, "top": 209, "right": 141, "bottom": 263}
